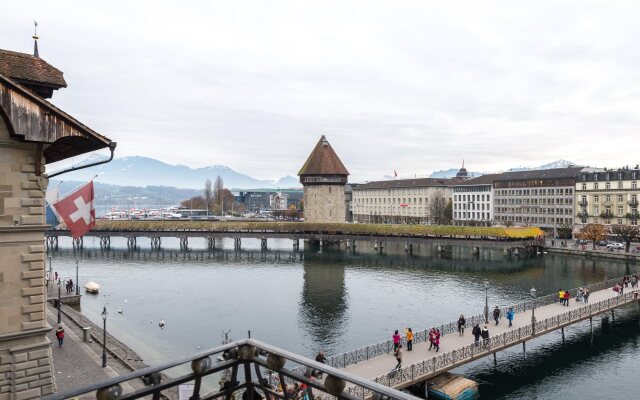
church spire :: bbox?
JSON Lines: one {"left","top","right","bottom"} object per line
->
{"left": 33, "top": 20, "right": 39, "bottom": 57}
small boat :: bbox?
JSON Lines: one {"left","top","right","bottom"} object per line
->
{"left": 84, "top": 281, "right": 100, "bottom": 294}
{"left": 428, "top": 373, "right": 478, "bottom": 400}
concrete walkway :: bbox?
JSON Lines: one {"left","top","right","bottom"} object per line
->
{"left": 47, "top": 309, "right": 134, "bottom": 398}
{"left": 343, "top": 284, "right": 638, "bottom": 382}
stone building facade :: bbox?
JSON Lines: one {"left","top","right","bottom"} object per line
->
{"left": 493, "top": 167, "right": 582, "bottom": 230}
{"left": 298, "top": 136, "right": 349, "bottom": 223}
{"left": 351, "top": 178, "right": 456, "bottom": 224}
{"left": 575, "top": 167, "right": 639, "bottom": 228}
{"left": 0, "top": 46, "right": 112, "bottom": 399}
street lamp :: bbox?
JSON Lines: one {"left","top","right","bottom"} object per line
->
{"left": 101, "top": 306, "right": 108, "bottom": 368}
{"left": 57, "top": 279, "right": 62, "bottom": 324}
{"left": 484, "top": 280, "right": 490, "bottom": 323}
{"left": 47, "top": 255, "right": 52, "bottom": 288}
{"left": 75, "top": 260, "right": 79, "bottom": 295}
{"left": 530, "top": 287, "right": 537, "bottom": 335}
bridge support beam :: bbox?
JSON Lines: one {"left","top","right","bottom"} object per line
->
{"left": 72, "top": 237, "right": 83, "bottom": 250}
{"left": 261, "top": 238, "right": 267, "bottom": 251}
{"left": 150, "top": 237, "right": 161, "bottom": 250}
{"left": 207, "top": 237, "right": 216, "bottom": 250}
{"left": 522, "top": 342, "right": 526, "bottom": 358}
{"left": 561, "top": 327, "right": 565, "bottom": 342}
{"left": 493, "top": 352, "right": 497, "bottom": 367}
{"left": 234, "top": 237, "right": 241, "bottom": 250}
{"left": 127, "top": 236, "right": 137, "bottom": 250}
{"left": 292, "top": 238, "right": 299, "bottom": 251}
{"left": 404, "top": 243, "right": 413, "bottom": 254}
{"left": 99, "top": 236, "right": 111, "bottom": 250}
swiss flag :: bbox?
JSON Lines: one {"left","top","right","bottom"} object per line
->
{"left": 53, "top": 181, "right": 95, "bottom": 239}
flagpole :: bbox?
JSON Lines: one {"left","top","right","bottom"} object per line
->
{"left": 56, "top": 175, "right": 98, "bottom": 201}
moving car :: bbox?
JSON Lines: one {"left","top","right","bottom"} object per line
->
{"left": 606, "top": 242, "right": 624, "bottom": 250}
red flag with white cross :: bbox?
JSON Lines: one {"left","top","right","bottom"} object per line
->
{"left": 52, "top": 181, "right": 95, "bottom": 239}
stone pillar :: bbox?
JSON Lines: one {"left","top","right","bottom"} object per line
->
{"left": 0, "top": 121, "right": 55, "bottom": 399}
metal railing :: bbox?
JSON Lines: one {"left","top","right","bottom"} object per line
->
{"left": 347, "top": 289, "right": 639, "bottom": 398}
{"left": 43, "top": 338, "right": 421, "bottom": 400}
{"left": 319, "top": 274, "right": 632, "bottom": 371}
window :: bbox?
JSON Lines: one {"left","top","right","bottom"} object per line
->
{"left": 618, "top": 206, "right": 623, "bottom": 216}
{"left": 618, "top": 195, "right": 623, "bottom": 202}
{"left": 594, "top": 195, "right": 599, "bottom": 202}
{"left": 594, "top": 183, "right": 599, "bottom": 190}
{"left": 618, "top": 219, "right": 623, "bottom": 225}
{"left": 606, "top": 183, "right": 611, "bottom": 189}
{"left": 618, "top": 182, "right": 623, "bottom": 189}
{"left": 581, "top": 183, "right": 587, "bottom": 190}
{"left": 633, "top": 182, "right": 638, "bottom": 189}
{"left": 606, "top": 195, "right": 611, "bottom": 202}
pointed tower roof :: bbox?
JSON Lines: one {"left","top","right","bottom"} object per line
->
{"left": 298, "top": 135, "right": 349, "bottom": 176}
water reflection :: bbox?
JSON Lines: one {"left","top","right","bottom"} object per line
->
{"left": 298, "top": 251, "right": 348, "bottom": 353}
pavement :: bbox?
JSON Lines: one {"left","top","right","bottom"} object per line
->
{"left": 47, "top": 308, "right": 135, "bottom": 398}
{"left": 343, "top": 283, "right": 639, "bottom": 382}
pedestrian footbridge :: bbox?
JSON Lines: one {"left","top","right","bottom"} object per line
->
{"left": 310, "top": 276, "right": 640, "bottom": 398}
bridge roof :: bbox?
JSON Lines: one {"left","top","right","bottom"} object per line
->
{"left": 298, "top": 135, "right": 349, "bottom": 176}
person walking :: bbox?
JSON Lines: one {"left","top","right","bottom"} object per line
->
{"left": 392, "top": 330, "right": 401, "bottom": 352}
{"left": 55, "top": 326, "right": 65, "bottom": 348}
{"left": 583, "top": 288, "right": 590, "bottom": 304}
{"left": 314, "top": 350, "right": 327, "bottom": 378}
{"left": 457, "top": 315, "right": 466, "bottom": 336}
{"left": 404, "top": 328, "right": 414, "bottom": 351}
{"left": 393, "top": 344, "right": 403, "bottom": 371}
{"left": 428, "top": 328, "right": 436, "bottom": 351}
{"left": 558, "top": 289, "right": 565, "bottom": 305}
{"left": 506, "top": 307, "right": 515, "bottom": 327}
{"left": 472, "top": 323, "right": 481, "bottom": 346}
{"left": 563, "top": 290, "right": 570, "bottom": 306}
{"left": 493, "top": 306, "right": 500, "bottom": 326}
{"left": 433, "top": 328, "right": 441, "bottom": 352}
{"left": 481, "top": 326, "right": 490, "bottom": 347}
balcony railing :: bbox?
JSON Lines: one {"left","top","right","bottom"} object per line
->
{"left": 577, "top": 212, "right": 589, "bottom": 218}
{"left": 600, "top": 212, "right": 613, "bottom": 218}
{"left": 628, "top": 199, "right": 639, "bottom": 207}
{"left": 578, "top": 200, "right": 588, "bottom": 206}
{"left": 43, "top": 338, "right": 418, "bottom": 400}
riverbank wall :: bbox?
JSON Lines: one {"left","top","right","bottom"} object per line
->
{"left": 546, "top": 247, "right": 639, "bottom": 262}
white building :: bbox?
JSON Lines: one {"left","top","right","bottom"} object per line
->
{"left": 452, "top": 174, "right": 497, "bottom": 225}
{"left": 269, "top": 192, "right": 289, "bottom": 210}
{"left": 351, "top": 178, "right": 457, "bottom": 224}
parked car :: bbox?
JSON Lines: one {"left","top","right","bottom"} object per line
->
{"left": 606, "top": 242, "right": 624, "bottom": 250}
{"left": 576, "top": 239, "right": 589, "bottom": 245}
{"left": 596, "top": 240, "right": 608, "bottom": 246}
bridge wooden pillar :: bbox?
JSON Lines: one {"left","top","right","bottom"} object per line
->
{"left": 127, "top": 236, "right": 137, "bottom": 250}
{"left": 207, "top": 237, "right": 216, "bottom": 250}
{"left": 72, "top": 237, "right": 83, "bottom": 250}
{"left": 292, "top": 238, "right": 299, "bottom": 251}
{"left": 261, "top": 237, "right": 267, "bottom": 251}
{"left": 404, "top": 242, "right": 413, "bottom": 254}
{"left": 234, "top": 237, "right": 242, "bottom": 250}
{"left": 99, "top": 236, "right": 111, "bottom": 250}
{"left": 179, "top": 237, "right": 188, "bottom": 250}
{"left": 150, "top": 237, "right": 161, "bottom": 251}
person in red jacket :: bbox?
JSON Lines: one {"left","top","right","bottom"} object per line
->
{"left": 55, "top": 326, "right": 65, "bottom": 348}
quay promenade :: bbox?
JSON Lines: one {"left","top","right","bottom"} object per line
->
{"left": 313, "top": 277, "right": 640, "bottom": 397}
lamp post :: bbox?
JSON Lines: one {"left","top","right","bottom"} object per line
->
{"left": 57, "top": 279, "right": 61, "bottom": 324}
{"left": 530, "top": 287, "right": 537, "bottom": 335}
{"left": 484, "top": 279, "right": 490, "bottom": 323}
{"left": 75, "top": 260, "right": 79, "bottom": 295}
{"left": 101, "top": 306, "right": 108, "bottom": 368}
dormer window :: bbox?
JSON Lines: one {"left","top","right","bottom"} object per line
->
{"left": 594, "top": 174, "right": 599, "bottom": 181}
{"left": 606, "top": 173, "right": 610, "bottom": 180}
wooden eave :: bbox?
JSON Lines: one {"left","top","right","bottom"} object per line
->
{"left": 0, "top": 73, "right": 111, "bottom": 163}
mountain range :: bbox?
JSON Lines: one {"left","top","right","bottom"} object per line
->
{"left": 47, "top": 155, "right": 301, "bottom": 190}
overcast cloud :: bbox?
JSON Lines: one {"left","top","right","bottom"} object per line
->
{"left": 2, "top": 1, "right": 640, "bottom": 181}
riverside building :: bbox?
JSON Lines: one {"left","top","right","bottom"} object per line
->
{"left": 298, "top": 136, "right": 349, "bottom": 223}
{"left": 0, "top": 42, "right": 114, "bottom": 398}
{"left": 575, "top": 166, "right": 640, "bottom": 227}
{"left": 493, "top": 167, "right": 582, "bottom": 231}
{"left": 351, "top": 178, "right": 457, "bottom": 224}
{"left": 452, "top": 174, "right": 497, "bottom": 225}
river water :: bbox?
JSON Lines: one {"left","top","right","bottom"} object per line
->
{"left": 49, "top": 237, "right": 640, "bottom": 399}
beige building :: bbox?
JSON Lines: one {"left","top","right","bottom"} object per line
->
{"left": 0, "top": 45, "right": 113, "bottom": 399}
{"left": 298, "top": 136, "right": 349, "bottom": 223}
{"left": 575, "top": 167, "right": 639, "bottom": 227}
{"left": 352, "top": 178, "right": 456, "bottom": 224}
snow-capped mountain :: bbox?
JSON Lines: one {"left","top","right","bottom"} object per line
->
{"left": 45, "top": 156, "right": 301, "bottom": 189}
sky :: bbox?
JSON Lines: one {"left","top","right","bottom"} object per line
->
{"left": 2, "top": 1, "right": 640, "bottom": 182}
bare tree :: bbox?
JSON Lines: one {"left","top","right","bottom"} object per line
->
{"left": 610, "top": 225, "right": 640, "bottom": 252}
{"left": 203, "top": 178, "right": 213, "bottom": 212}
{"left": 428, "top": 193, "right": 448, "bottom": 225}
{"left": 213, "top": 175, "right": 224, "bottom": 212}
